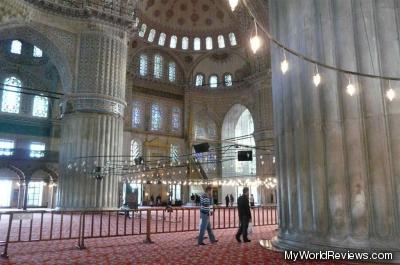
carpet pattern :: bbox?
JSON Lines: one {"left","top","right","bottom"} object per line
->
{"left": 0, "top": 226, "right": 362, "bottom": 265}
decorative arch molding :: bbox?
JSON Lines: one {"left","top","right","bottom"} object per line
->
{"left": 188, "top": 50, "right": 248, "bottom": 79}
{"left": 0, "top": 164, "right": 26, "bottom": 181}
{"left": 27, "top": 166, "right": 59, "bottom": 183}
{"left": 0, "top": 22, "right": 74, "bottom": 93}
{"left": 130, "top": 45, "right": 187, "bottom": 80}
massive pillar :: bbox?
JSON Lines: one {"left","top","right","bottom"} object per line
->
{"left": 57, "top": 26, "right": 127, "bottom": 209}
{"left": 270, "top": 0, "right": 400, "bottom": 253}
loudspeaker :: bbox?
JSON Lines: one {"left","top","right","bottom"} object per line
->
{"left": 238, "top": 150, "right": 253, "bottom": 161}
{"left": 193, "top": 142, "right": 210, "bottom": 153}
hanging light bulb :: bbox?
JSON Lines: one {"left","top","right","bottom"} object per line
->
{"left": 313, "top": 65, "right": 321, "bottom": 87}
{"left": 346, "top": 78, "right": 356, "bottom": 96}
{"left": 228, "top": 0, "right": 239, "bottom": 11}
{"left": 281, "top": 51, "right": 289, "bottom": 74}
{"left": 250, "top": 20, "right": 262, "bottom": 54}
{"left": 386, "top": 81, "right": 396, "bottom": 101}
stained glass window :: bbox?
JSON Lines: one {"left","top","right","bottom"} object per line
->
{"left": 151, "top": 103, "right": 162, "bottom": 130}
{"left": 132, "top": 101, "right": 142, "bottom": 128}
{"left": 27, "top": 182, "right": 43, "bottom": 206}
{"left": 154, "top": 54, "right": 163, "bottom": 79}
{"left": 206, "top": 37, "right": 213, "bottom": 50}
{"left": 229, "top": 33, "right": 237, "bottom": 46}
{"left": 30, "top": 142, "right": 45, "bottom": 158}
{"left": 10, "top": 40, "right": 22, "bottom": 54}
{"left": 182, "top": 37, "right": 189, "bottom": 50}
{"left": 194, "top": 37, "right": 201, "bottom": 51}
{"left": 130, "top": 140, "right": 140, "bottom": 161}
{"left": 224, "top": 73, "right": 233, "bottom": 87}
{"left": 195, "top": 74, "right": 204, "bottom": 86}
{"left": 1, "top": 76, "right": 22, "bottom": 114}
{"left": 138, "top": 24, "right": 147, "bottom": 37}
{"left": 170, "top": 144, "right": 179, "bottom": 162}
{"left": 171, "top": 107, "right": 180, "bottom": 131}
{"left": 33, "top": 46, "right": 43, "bottom": 57}
{"left": 0, "top": 139, "right": 14, "bottom": 156}
{"left": 148, "top": 29, "right": 156, "bottom": 42}
{"left": 32, "top": 95, "right": 49, "bottom": 118}
{"left": 139, "top": 54, "right": 148, "bottom": 76}
{"left": 170, "top": 35, "right": 177, "bottom": 49}
{"left": 209, "top": 75, "right": 218, "bottom": 88}
{"left": 168, "top": 62, "right": 176, "bottom": 82}
{"left": 158, "top": 33, "right": 166, "bottom": 46}
{"left": 218, "top": 35, "right": 226, "bottom": 48}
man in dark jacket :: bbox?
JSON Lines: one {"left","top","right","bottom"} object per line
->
{"left": 236, "top": 187, "right": 251, "bottom": 243}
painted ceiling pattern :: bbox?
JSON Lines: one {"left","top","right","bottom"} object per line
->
{"left": 138, "top": 0, "right": 237, "bottom": 34}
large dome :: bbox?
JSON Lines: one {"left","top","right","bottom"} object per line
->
{"left": 137, "top": 0, "right": 238, "bottom": 36}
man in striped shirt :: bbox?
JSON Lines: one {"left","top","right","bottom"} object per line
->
{"left": 198, "top": 185, "right": 218, "bottom": 245}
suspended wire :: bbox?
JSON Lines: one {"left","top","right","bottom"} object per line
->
{"left": 243, "top": 2, "right": 400, "bottom": 81}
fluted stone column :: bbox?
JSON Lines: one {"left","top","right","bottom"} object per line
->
{"left": 57, "top": 27, "right": 127, "bottom": 210}
{"left": 270, "top": 0, "right": 400, "bottom": 254}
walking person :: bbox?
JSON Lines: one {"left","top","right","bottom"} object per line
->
{"left": 229, "top": 194, "right": 234, "bottom": 207}
{"left": 250, "top": 194, "right": 255, "bottom": 207}
{"left": 225, "top": 194, "right": 230, "bottom": 208}
{"left": 236, "top": 187, "right": 252, "bottom": 243}
{"left": 198, "top": 186, "right": 218, "bottom": 245}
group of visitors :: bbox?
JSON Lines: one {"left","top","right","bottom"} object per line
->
{"left": 224, "top": 194, "right": 235, "bottom": 207}
{"left": 198, "top": 186, "right": 252, "bottom": 245}
{"left": 225, "top": 193, "right": 255, "bottom": 207}
{"left": 190, "top": 193, "right": 201, "bottom": 206}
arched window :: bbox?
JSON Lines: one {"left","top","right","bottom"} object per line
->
{"left": 171, "top": 106, "right": 181, "bottom": 131}
{"left": 170, "top": 35, "right": 177, "bottom": 49}
{"left": 229, "top": 33, "right": 237, "bottom": 46}
{"left": 158, "top": 33, "right": 166, "bottom": 46}
{"left": 151, "top": 103, "right": 162, "bottom": 131}
{"left": 138, "top": 24, "right": 147, "bottom": 37}
{"left": 147, "top": 29, "right": 156, "bottom": 42}
{"left": 0, "top": 139, "right": 14, "bottom": 156}
{"left": 209, "top": 75, "right": 218, "bottom": 88}
{"left": 139, "top": 54, "right": 148, "bottom": 76}
{"left": 182, "top": 37, "right": 189, "bottom": 50}
{"left": 224, "top": 73, "right": 233, "bottom": 87}
{"left": 27, "top": 181, "right": 43, "bottom": 206}
{"left": 218, "top": 35, "right": 226, "bottom": 48}
{"left": 10, "top": 40, "right": 22, "bottom": 54}
{"left": 130, "top": 140, "right": 141, "bottom": 161}
{"left": 194, "top": 37, "right": 201, "bottom": 51}
{"left": 206, "top": 37, "right": 213, "bottom": 50}
{"left": 33, "top": 46, "right": 43, "bottom": 57}
{"left": 132, "top": 101, "right": 142, "bottom": 128}
{"left": 168, "top": 62, "right": 176, "bottom": 82}
{"left": 1, "top": 76, "right": 22, "bottom": 114}
{"left": 195, "top": 74, "right": 204, "bottom": 86}
{"left": 153, "top": 54, "right": 163, "bottom": 79}
{"left": 32, "top": 95, "right": 49, "bottom": 118}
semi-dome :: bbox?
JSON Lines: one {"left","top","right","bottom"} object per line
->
{"left": 137, "top": 0, "right": 238, "bottom": 35}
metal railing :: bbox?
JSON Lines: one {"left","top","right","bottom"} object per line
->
{"left": 0, "top": 205, "right": 277, "bottom": 258}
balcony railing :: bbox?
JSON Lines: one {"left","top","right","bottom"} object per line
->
{"left": 0, "top": 148, "right": 59, "bottom": 163}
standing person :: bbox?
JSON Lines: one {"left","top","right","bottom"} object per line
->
{"left": 250, "top": 194, "right": 255, "bottom": 207}
{"left": 225, "top": 194, "right": 230, "bottom": 207}
{"left": 198, "top": 186, "right": 218, "bottom": 245}
{"left": 236, "top": 187, "right": 252, "bottom": 243}
{"left": 195, "top": 194, "right": 200, "bottom": 206}
{"left": 229, "top": 194, "right": 234, "bottom": 207}
{"left": 191, "top": 193, "right": 195, "bottom": 205}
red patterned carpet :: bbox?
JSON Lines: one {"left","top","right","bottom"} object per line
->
{"left": 0, "top": 225, "right": 363, "bottom": 265}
